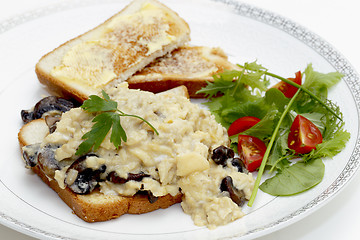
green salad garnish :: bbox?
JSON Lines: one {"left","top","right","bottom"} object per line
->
{"left": 197, "top": 61, "right": 350, "bottom": 206}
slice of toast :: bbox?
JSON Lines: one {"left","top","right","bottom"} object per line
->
{"left": 35, "top": 0, "right": 190, "bottom": 102}
{"left": 18, "top": 86, "right": 188, "bottom": 222}
{"left": 128, "top": 46, "right": 238, "bottom": 97}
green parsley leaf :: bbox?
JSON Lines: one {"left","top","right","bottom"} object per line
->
{"left": 75, "top": 91, "right": 158, "bottom": 155}
{"left": 76, "top": 112, "right": 113, "bottom": 155}
{"left": 81, "top": 90, "right": 118, "bottom": 112}
{"left": 110, "top": 113, "right": 127, "bottom": 149}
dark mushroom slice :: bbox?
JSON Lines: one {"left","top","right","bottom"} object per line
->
{"left": 37, "top": 144, "right": 61, "bottom": 178}
{"left": 231, "top": 157, "right": 247, "bottom": 173}
{"left": 65, "top": 154, "right": 106, "bottom": 195}
{"left": 107, "top": 172, "right": 156, "bottom": 203}
{"left": 22, "top": 143, "right": 41, "bottom": 168}
{"left": 33, "top": 96, "right": 76, "bottom": 119}
{"left": 107, "top": 171, "right": 150, "bottom": 184}
{"left": 21, "top": 96, "right": 76, "bottom": 123}
{"left": 135, "top": 190, "right": 159, "bottom": 204}
{"left": 211, "top": 145, "right": 235, "bottom": 166}
{"left": 21, "top": 110, "right": 34, "bottom": 124}
{"left": 45, "top": 115, "right": 61, "bottom": 133}
{"left": 220, "top": 176, "right": 246, "bottom": 206}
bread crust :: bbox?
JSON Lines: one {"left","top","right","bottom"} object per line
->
{"left": 127, "top": 46, "right": 238, "bottom": 97}
{"left": 36, "top": 66, "right": 89, "bottom": 102}
{"left": 18, "top": 119, "right": 182, "bottom": 222}
{"left": 35, "top": 0, "right": 190, "bottom": 102}
{"left": 32, "top": 164, "right": 182, "bottom": 222}
{"left": 128, "top": 78, "right": 208, "bottom": 98}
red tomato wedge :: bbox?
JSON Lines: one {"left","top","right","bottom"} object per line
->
{"left": 237, "top": 135, "right": 267, "bottom": 172}
{"left": 227, "top": 116, "right": 261, "bottom": 136}
{"left": 272, "top": 71, "right": 302, "bottom": 98}
{"left": 288, "top": 115, "right": 323, "bottom": 154}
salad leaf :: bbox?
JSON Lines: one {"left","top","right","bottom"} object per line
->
{"left": 239, "top": 71, "right": 268, "bottom": 92}
{"left": 201, "top": 61, "right": 270, "bottom": 128}
{"left": 266, "top": 130, "right": 291, "bottom": 171}
{"left": 302, "top": 129, "right": 350, "bottom": 162}
{"left": 197, "top": 79, "right": 235, "bottom": 98}
{"left": 198, "top": 61, "right": 350, "bottom": 205}
{"left": 234, "top": 108, "right": 278, "bottom": 141}
{"left": 264, "top": 88, "right": 290, "bottom": 110}
{"left": 260, "top": 158, "right": 325, "bottom": 196}
{"left": 292, "top": 65, "right": 343, "bottom": 114}
{"left": 303, "top": 64, "right": 343, "bottom": 90}
{"left": 219, "top": 97, "right": 269, "bottom": 126}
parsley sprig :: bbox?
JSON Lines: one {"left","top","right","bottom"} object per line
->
{"left": 75, "top": 90, "right": 158, "bottom": 156}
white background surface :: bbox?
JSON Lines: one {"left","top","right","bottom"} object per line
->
{"left": 1, "top": 0, "right": 359, "bottom": 239}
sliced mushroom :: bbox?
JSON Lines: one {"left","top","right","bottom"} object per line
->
{"left": 107, "top": 171, "right": 150, "bottom": 184}
{"left": 211, "top": 146, "right": 235, "bottom": 166}
{"left": 22, "top": 143, "right": 41, "bottom": 168}
{"left": 37, "top": 144, "right": 61, "bottom": 178}
{"left": 65, "top": 154, "right": 106, "bottom": 194}
{"left": 21, "top": 110, "right": 34, "bottom": 124}
{"left": 231, "top": 157, "right": 247, "bottom": 173}
{"left": 45, "top": 115, "right": 61, "bottom": 133}
{"left": 107, "top": 172, "right": 156, "bottom": 203}
{"left": 135, "top": 190, "right": 159, "bottom": 204}
{"left": 21, "top": 96, "right": 76, "bottom": 123}
{"left": 220, "top": 176, "right": 246, "bottom": 206}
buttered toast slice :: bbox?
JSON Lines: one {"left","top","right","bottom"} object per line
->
{"left": 18, "top": 86, "right": 188, "bottom": 222}
{"left": 36, "top": 0, "right": 190, "bottom": 102}
{"left": 18, "top": 119, "right": 182, "bottom": 222}
{"left": 128, "top": 46, "right": 238, "bottom": 97}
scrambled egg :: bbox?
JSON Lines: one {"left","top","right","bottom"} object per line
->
{"left": 42, "top": 83, "right": 254, "bottom": 228}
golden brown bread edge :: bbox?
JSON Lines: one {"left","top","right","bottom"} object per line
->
{"left": 35, "top": 0, "right": 191, "bottom": 103}
{"left": 36, "top": 67, "right": 84, "bottom": 102}
{"left": 127, "top": 46, "right": 238, "bottom": 98}
{"left": 18, "top": 119, "right": 182, "bottom": 223}
{"left": 36, "top": 45, "right": 235, "bottom": 100}
{"left": 128, "top": 78, "right": 208, "bottom": 98}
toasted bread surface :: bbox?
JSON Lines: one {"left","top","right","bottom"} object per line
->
{"left": 31, "top": 162, "right": 181, "bottom": 222}
{"left": 36, "top": 0, "right": 190, "bottom": 102}
{"left": 128, "top": 46, "right": 237, "bottom": 97}
{"left": 18, "top": 87, "right": 189, "bottom": 222}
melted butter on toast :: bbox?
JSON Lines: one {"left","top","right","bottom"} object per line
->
{"left": 50, "top": 0, "right": 189, "bottom": 91}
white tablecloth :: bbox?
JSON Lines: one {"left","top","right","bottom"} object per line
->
{"left": 1, "top": 0, "right": 359, "bottom": 239}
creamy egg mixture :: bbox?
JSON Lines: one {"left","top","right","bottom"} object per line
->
{"left": 41, "top": 83, "right": 254, "bottom": 228}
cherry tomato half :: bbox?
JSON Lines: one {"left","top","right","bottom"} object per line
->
{"left": 272, "top": 71, "right": 302, "bottom": 98}
{"left": 238, "top": 135, "right": 267, "bottom": 172}
{"left": 288, "top": 115, "right": 323, "bottom": 154}
{"left": 227, "top": 116, "right": 261, "bottom": 136}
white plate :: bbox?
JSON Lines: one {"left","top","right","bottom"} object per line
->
{"left": 0, "top": 0, "right": 359, "bottom": 239}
